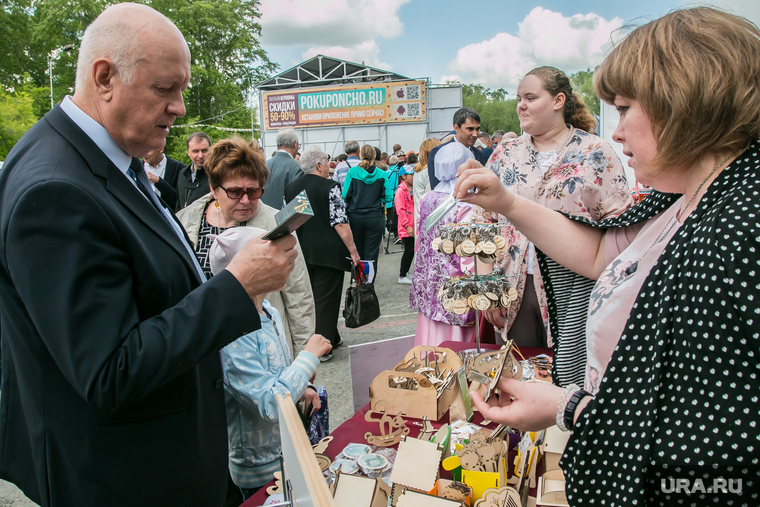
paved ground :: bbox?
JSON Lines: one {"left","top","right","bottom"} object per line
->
{"left": 0, "top": 237, "right": 416, "bottom": 505}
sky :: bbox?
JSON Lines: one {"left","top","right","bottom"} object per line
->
{"left": 257, "top": 0, "right": 760, "bottom": 93}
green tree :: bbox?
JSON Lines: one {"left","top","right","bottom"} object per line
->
{"left": 0, "top": 88, "right": 38, "bottom": 159}
{"left": 457, "top": 83, "right": 520, "bottom": 135}
{"left": 0, "top": 0, "right": 275, "bottom": 161}
{"left": 569, "top": 68, "right": 600, "bottom": 116}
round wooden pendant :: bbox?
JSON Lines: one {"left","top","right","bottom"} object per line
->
{"left": 441, "top": 239, "right": 454, "bottom": 254}
{"left": 475, "top": 296, "right": 492, "bottom": 311}
{"left": 507, "top": 287, "right": 518, "bottom": 301}
{"left": 431, "top": 237, "right": 442, "bottom": 251}
{"left": 461, "top": 240, "right": 476, "bottom": 256}
{"left": 452, "top": 299, "right": 468, "bottom": 314}
{"left": 494, "top": 235, "right": 506, "bottom": 250}
{"left": 482, "top": 241, "right": 497, "bottom": 255}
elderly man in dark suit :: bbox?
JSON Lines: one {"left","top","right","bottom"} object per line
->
{"left": 0, "top": 4, "right": 297, "bottom": 507}
{"left": 262, "top": 128, "right": 304, "bottom": 209}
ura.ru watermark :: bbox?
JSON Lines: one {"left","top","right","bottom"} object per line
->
{"left": 661, "top": 478, "right": 742, "bottom": 494}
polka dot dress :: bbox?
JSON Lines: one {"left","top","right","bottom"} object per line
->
{"left": 548, "top": 142, "right": 760, "bottom": 505}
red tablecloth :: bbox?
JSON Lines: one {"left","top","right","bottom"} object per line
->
{"left": 244, "top": 342, "right": 551, "bottom": 506}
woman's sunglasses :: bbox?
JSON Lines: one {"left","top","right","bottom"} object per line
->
{"left": 218, "top": 185, "right": 265, "bottom": 200}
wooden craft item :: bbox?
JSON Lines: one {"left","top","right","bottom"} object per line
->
{"left": 474, "top": 486, "right": 521, "bottom": 507}
{"left": 332, "top": 470, "right": 388, "bottom": 507}
{"left": 314, "top": 453, "right": 332, "bottom": 472}
{"left": 265, "top": 471, "right": 283, "bottom": 496}
{"left": 459, "top": 452, "right": 482, "bottom": 472}
{"left": 370, "top": 347, "right": 463, "bottom": 421}
{"left": 537, "top": 470, "right": 569, "bottom": 506}
{"left": 364, "top": 400, "right": 410, "bottom": 447}
{"left": 440, "top": 481, "right": 472, "bottom": 503}
{"left": 396, "top": 488, "right": 464, "bottom": 507}
{"left": 390, "top": 435, "right": 444, "bottom": 493}
{"left": 312, "top": 435, "right": 333, "bottom": 454}
{"left": 417, "top": 416, "right": 436, "bottom": 441}
{"left": 502, "top": 351, "right": 523, "bottom": 381}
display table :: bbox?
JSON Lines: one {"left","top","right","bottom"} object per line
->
{"left": 244, "top": 342, "right": 551, "bottom": 506}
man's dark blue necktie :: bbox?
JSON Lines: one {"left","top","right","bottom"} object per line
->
{"left": 127, "top": 159, "right": 175, "bottom": 229}
{"left": 128, "top": 160, "right": 230, "bottom": 382}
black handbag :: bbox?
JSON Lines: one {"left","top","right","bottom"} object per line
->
{"left": 343, "top": 264, "right": 381, "bottom": 328}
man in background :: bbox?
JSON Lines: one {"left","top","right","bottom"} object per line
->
{"left": 143, "top": 147, "right": 185, "bottom": 208}
{"left": 478, "top": 132, "right": 494, "bottom": 161}
{"left": 491, "top": 129, "right": 505, "bottom": 146}
{"left": 176, "top": 131, "right": 211, "bottom": 210}
{"left": 428, "top": 107, "right": 487, "bottom": 189}
{"left": 262, "top": 128, "right": 303, "bottom": 209}
{"left": 332, "top": 140, "right": 360, "bottom": 189}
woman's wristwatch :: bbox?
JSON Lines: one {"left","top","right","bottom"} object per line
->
{"left": 556, "top": 384, "right": 591, "bottom": 432}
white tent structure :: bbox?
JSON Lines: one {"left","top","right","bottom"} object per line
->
{"left": 257, "top": 55, "right": 462, "bottom": 158}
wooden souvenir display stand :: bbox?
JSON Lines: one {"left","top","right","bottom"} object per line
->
{"left": 432, "top": 222, "right": 517, "bottom": 354}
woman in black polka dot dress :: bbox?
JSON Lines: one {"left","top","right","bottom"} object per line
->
{"left": 455, "top": 7, "right": 759, "bottom": 506}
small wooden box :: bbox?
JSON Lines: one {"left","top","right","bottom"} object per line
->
{"left": 368, "top": 346, "right": 463, "bottom": 421}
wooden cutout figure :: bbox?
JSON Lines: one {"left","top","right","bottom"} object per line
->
{"left": 312, "top": 435, "right": 333, "bottom": 454}
{"left": 502, "top": 350, "right": 523, "bottom": 380}
{"left": 314, "top": 453, "right": 332, "bottom": 472}
{"left": 364, "top": 400, "right": 410, "bottom": 447}
{"left": 474, "top": 486, "right": 521, "bottom": 507}
{"left": 418, "top": 416, "right": 436, "bottom": 441}
{"left": 477, "top": 444, "right": 497, "bottom": 467}
{"left": 459, "top": 451, "right": 481, "bottom": 472}
{"left": 467, "top": 349, "right": 506, "bottom": 384}
{"left": 469, "top": 429, "right": 491, "bottom": 445}
{"left": 440, "top": 481, "right": 471, "bottom": 503}
{"left": 266, "top": 471, "right": 283, "bottom": 496}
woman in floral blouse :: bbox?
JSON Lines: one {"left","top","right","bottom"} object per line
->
{"left": 477, "top": 67, "right": 631, "bottom": 385}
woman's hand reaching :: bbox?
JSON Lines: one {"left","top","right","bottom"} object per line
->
{"left": 470, "top": 377, "right": 564, "bottom": 432}
{"left": 454, "top": 160, "right": 516, "bottom": 216}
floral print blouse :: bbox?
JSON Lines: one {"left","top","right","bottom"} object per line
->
{"left": 474, "top": 127, "right": 633, "bottom": 344}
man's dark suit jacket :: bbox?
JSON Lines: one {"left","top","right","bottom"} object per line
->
{"left": 0, "top": 106, "right": 261, "bottom": 507}
{"left": 151, "top": 156, "right": 185, "bottom": 210}
{"left": 176, "top": 163, "right": 209, "bottom": 211}
{"left": 427, "top": 139, "right": 488, "bottom": 190}
{"left": 262, "top": 151, "right": 304, "bottom": 210}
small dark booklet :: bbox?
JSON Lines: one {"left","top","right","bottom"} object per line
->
{"left": 261, "top": 190, "right": 314, "bottom": 240}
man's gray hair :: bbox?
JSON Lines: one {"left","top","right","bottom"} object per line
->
{"left": 75, "top": 5, "right": 165, "bottom": 91}
{"left": 276, "top": 129, "right": 299, "bottom": 149}
{"left": 299, "top": 146, "right": 327, "bottom": 174}
{"left": 344, "top": 140, "right": 360, "bottom": 154}
{"left": 389, "top": 155, "right": 399, "bottom": 165}
{"left": 492, "top": 130, "right": 505, "bottom": 140}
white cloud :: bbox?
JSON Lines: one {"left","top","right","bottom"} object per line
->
{"left": 703, "top": 0, "right": 760, "bottom": 25}
{"left": 301, "top": 40, "right": 392, "bottom": 69}
{"left": 446, "top": 7, "right": 622, "bottom": 90}
{"left": 260, "top": 0, "right": 411, "bottom": 47}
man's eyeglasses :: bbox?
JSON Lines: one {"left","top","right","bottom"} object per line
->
{"left": 218, "top": 185, "right": 265, "bottom": 200}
